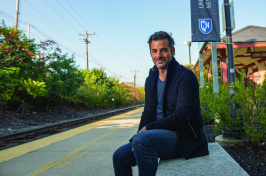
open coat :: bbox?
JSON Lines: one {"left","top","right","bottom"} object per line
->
{"left": 133, "top": 57, "right": 209, "bottom": 159}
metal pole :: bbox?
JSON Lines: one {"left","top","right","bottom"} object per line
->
{"left": 86, "top": 31, "right": 88, "bottom": 70}
{"left": 27, "top": 24, "right": 32, "bottom": 39}
{"left": 134, "top": 74, "right": 136, "bottom": 97}
{"left": 188, "top": 42, "right": 192, "bottom": 65}
{"left": 198, "top": 42, "right": 208, "bottom": 88}
{"left": 131, "top": 70, "right": 139, "bottom": 97}
{"left": 27, "top": 24, "right": 30, "bottom": 39}
{"left": 14, "top": 0, "right": 20, "bottom": 30}
{"left": 224, "top": 0, "right": 235, "bottom": 88}
{"left": 181, "top": 42, "right": 192, "bottom": 65}
{"left": 80, "top": 32, "right": 95, "bottom": 70}
{"left": 223, "top": 0, "right": 240, "bottom": 139}
{"left": 42, "top": 36, "right": 45, "bottom": 58}
{"left": 199, "top": 53, "right": 204, "bottom": 88}
{"left": 211, "top": 42, "right": 219, "bottom": 93}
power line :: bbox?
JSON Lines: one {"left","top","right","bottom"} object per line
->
{"left": 24, "top": 0, "right": 81, "bottom": 50}
{"left": 87, "top": 54, "right": 132, "bottom": 80}
{"left": 62, "top": 1, "right": 132, "bottom": 69}
{"left": 1, "top": 6, "right": 139, "bottom": 84}
{"left": 1, "top": 11, "right": 27, "bottom": 26}
{"left": 55, "top": 0, "right": 87, "bottom": 32}
{"left": 46, "top": 1, "right": 134, "bottom": 72}
{"left": 44, "top": 0, "right": 81, "bottom": 34}
{"left": 0, "top": 11, "right": 80, "bottom": 59}
{"left": 65, "top": 0, "right": 95, "bottom": 32}
{"left": 95, "top": 35, "right": 137, "bottom": 69}
{"left": 0, "top": 12, "right": 132, "bottom": 81}
{"left": 21, "top": 22, "right": 131, "bottom": 79}
{"left": 90, "top": 38, "right": 134, "bottom": 69}
{"left": 71, "top": 51, "right": 132, "bottom": 81}
{"left": 0, "top": 11, "right": 14, "bottom": 23}
{"left": 0, "top": 11, "right": 41, "bottom": 41}
{"left": 64, "top": 0, "right": 136, "bottom": 70}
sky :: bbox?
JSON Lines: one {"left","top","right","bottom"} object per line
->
{"left": 1, "top": 0, "right": 266, "bottom": 86}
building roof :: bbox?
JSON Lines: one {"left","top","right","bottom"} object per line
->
{"left": 194, "top": 25, "right": 266, "bottom": 70}
{"left": 221, "top": 25, "right": 266, "bottom": 43}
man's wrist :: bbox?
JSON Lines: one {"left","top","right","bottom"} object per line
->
{"left": 145, "top": 123, "right": 152, "bottom": 130}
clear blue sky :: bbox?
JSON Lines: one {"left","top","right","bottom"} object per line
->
{"left": 1, "top": 0, "right": 266, "bottom": 86}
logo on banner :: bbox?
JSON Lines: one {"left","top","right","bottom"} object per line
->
{"left": 199, "top": 19, "right": 212, "bottom": 34}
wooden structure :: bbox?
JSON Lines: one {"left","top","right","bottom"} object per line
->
{"left": 195, "top": 26, "right": 266, "bottom": 87}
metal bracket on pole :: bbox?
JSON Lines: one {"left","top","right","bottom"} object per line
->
{"left": 225, "top": 36, "right": 232, "bottom": 45}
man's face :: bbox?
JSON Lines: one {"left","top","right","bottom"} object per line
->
{"left": 150, "top": 39, "right": 175, "bottom": 69}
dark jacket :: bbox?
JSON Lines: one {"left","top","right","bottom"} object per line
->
{"left": 133, "top": 57, "right": 209, "bottom": 159}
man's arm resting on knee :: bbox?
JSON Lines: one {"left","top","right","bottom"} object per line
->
{"left": 131, "top": 126, "right": 147, "bottom": 151}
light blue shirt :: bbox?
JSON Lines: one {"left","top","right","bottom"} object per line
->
{"left": 156, "top": 78, "right": 165, "bottom": 121}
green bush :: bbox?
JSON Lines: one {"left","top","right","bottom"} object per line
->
{"left": 21, "top": 78, "right": 47, "bottom": 98}
{"left": 0, "top": 21, "right": 145, "bottom": 112}
{"left": 0, "top": 67, "right": 20, "bottom": 106}
{"left": 233, "top": 77, "right": 266, "bottom": 145}
{"left": 199, "top": 73, "right": 266, "bottom": 146}
{"left": 199, "top": 85, "right": 215, "bottom": 124}
{"left": 77, "top": 69, "right": 144, "bottom": 109}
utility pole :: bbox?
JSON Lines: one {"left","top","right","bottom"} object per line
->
{"left": 14, "top": 0, "right": 20, "bottom": 30}
{"left": 188, "top": 42, "right": 191, "bottom": 65}
{"left": 181, "top": 42, "right": 192, "bottom": 65}
{"left": 224, "top": 0, "right": 236, "bottom": 87}
{"left": 131, "top": 71, "right": 139, "bottom": 97}
{"left": 27, "top": 24, "right": 32, "bottom": 39}
{"left": 42, "top": 36, "right": 45, "bottom": 58}
{"left": 211, "top": 42, "right": 219, "bottom": 93}
{"left": 80, "top": 31, "right": 95, "bottom": 70}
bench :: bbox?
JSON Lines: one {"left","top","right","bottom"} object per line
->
{"left": 156, "top": 142, "right": 249, "bottom": 176}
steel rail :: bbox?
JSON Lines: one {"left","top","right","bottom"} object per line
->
{"left": 0, "top": 104, "right": 144, "bottom": 142}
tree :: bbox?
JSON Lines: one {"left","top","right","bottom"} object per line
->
{"left": 0, "top": 21, "right": 47, "bottom": 112}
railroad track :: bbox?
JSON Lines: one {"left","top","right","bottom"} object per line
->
{"left": 0, "top": 104, "right": 144, "bottom": 148}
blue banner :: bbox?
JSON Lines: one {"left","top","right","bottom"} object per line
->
{"left": 191, "top": 0, "right": 221, "bottom": 42}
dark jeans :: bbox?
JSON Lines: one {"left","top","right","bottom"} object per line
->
{"left": 113, "top": 129, "right": 181, "bottom": 176}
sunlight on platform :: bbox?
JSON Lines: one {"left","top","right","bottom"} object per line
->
{"left": 96, "top": 118, "right": 140, "bottom": 129}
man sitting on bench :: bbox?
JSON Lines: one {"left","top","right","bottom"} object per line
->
{"left": 113, "top": 31, "right": 209, "bottom": 176}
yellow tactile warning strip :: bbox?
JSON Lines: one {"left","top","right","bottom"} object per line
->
{"left": 0, "top": 107, "right": 143, "bottom": 163}
{"left": 27, "top": 115, "right": 141, "bottom": 176}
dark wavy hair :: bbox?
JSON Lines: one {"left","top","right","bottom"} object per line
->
{"left": 147, "top": 31, "right": 175, "bottom": 53}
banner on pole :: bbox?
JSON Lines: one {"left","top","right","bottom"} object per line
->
{"left": 191, "top": 0, "right": 221, "bottom": 42}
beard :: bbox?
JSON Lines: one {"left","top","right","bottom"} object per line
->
{"left": 155, "top": 58, "right": 169, "bottom": 69}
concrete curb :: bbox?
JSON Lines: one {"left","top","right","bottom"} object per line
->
{"left": 215, "top": 135, "right": 248, "bottom": 146}
{"left": 156, "top": 142, "right": 248, "bottom": 176}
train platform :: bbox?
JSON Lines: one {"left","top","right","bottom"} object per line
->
{"left": 0, "top": 107, "right": 248, "bottom": 176}
{"left": 0, "top": 108, "right": 141, "bottom": 176}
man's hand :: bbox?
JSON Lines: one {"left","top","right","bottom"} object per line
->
{"left": 138, "top": 126, "right": 147, "bottom": 133}
{"left": 132, "top": 126, "right": 147, "bottom": 152}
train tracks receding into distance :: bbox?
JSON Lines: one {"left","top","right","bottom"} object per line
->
{"left": 0, "top": 104, "right": 144, "bottom": 150}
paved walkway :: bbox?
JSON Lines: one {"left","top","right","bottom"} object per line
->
{"left": 0, "top": 108, "right": 142, "bottom": 176}
{"left": 0, "top": 107, "right": 249, "bottom": 176}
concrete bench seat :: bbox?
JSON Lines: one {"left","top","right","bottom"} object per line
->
{"left": 156, "top": 142, "right": 249, "bottom": 176}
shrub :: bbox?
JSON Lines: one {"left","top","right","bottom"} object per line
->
{"left": 199, "top": 85, "right": 215, "bottom": 124}
{"left": 197, "top": 67, "right": 265, "bottom": 146}
{"left": 205, "top": 77, "right": 266, "bottom": 146}
{"left": 233, "top": 76, "right": 266, "bottom": 145}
